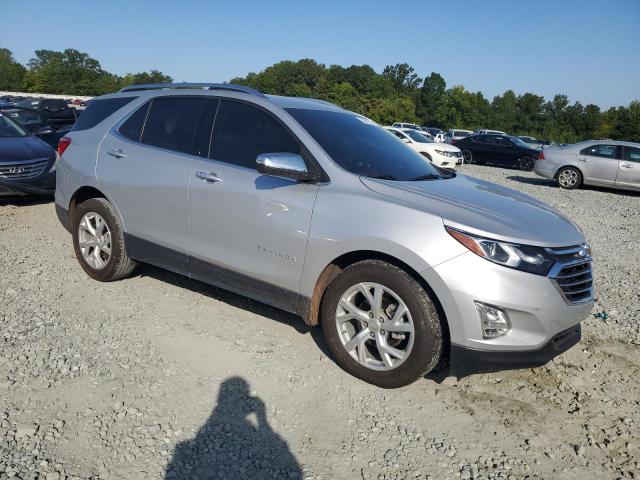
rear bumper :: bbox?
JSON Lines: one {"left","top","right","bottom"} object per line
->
{"left": 448, "top": 324, "right": 581, "bottom": 377}
{"left": 56, "top": 204, "right": 71, "bottom": 233}
{"left": 534, "top": 160, "right": 556, "bottom": 180}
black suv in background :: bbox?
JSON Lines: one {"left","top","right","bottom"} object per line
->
{"left": 15, "top": 98, "right": 77, "bottom": 126}
{"left": 455, "top": 134, "right": 540, "bottom": 170}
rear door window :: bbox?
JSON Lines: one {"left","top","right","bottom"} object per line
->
{"left": 74, "top": 97, "right": 137, "bottom": 131}
{"left": 118, "top": 102, "right": 150, "bottom": 142}
{"left": 141, "top": 97, "right": 207, "bottom": 155}
{"left": 623, "top": 146, "right": 640, "bottom": 163}
{"left": 580, "top": 144, "right": 620, "bottom": 159}
{"left": 210, "top": 100, "right": 300, "bottom": 169}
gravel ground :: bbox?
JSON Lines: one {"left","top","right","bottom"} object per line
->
{"left": 0, "top": 165, "right": 638, "bottom": 480}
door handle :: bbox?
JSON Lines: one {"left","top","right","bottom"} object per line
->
{"left": 195, "top": 171, "right": 222, "bottom": 183}
{"left": 620, "top": 163, "right": 633, "bottom": 169}
{"left": 107, "top": 148, "right": 126, "bottom": 159}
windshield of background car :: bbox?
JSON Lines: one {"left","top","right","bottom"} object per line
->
{"left": 404, "top": 129, "right": 433, "bottom": 143}
{"left": 454, "top": 130, "right": 471, "bottom": 137}
{"left": 0, "top": 115, "right": 28, "bottom": 137}
{"left": 286, "top": 108, "right": 443, "bottom": 180}
{"left": 16, "top": 99, "right": 41, "bottom": 108}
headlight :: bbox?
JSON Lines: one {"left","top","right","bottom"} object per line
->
{"left": 446, "top": 227, "right": 555, "bottom": 275}
{"left": 435, "top": 149, "right": 456, "bottom": 157}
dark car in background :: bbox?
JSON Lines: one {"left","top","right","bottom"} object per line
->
{"left": 455, "top": 134, "right": 540, "bottom": 170}
{"left": 15, "top": 98, "right": 77, "bottom": 126}
{"left": 0, "top": 113, "right": 57, "bottom": 195}
{"left": 0, "top": 107, "right": 73, "bottom": 149}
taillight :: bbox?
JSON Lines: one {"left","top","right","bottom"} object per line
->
{"left": 58, "top": 136, "right": 71, "bottom": 156}
{"left": 538, "top": 150, "right": 545, "bottom": 160}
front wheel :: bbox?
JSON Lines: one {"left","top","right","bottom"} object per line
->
{"left": 321, "top": 260, "right": 443, "bottom": 388}
{"left": 556, "top": 166, "right": 582, "bottom": 189}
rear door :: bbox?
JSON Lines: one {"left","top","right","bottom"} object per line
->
{"left": 615, "top": 145, "right": 640, "bottom": 190}
{"left": 187, "top": 99, "right": 320, "bottom": 311}
{"left": 578, "top": 144, "right": 620, "bottom": 186}
{"left": 96, "top": 96, "right": 208, "bottom": 271}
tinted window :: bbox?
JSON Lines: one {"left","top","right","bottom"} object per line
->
{"left": 16, "top": 99, "right": 41, "bottom": 108}
{"left": 474, "top": 135, "right": 492, "bottom": 144}
{"left": 404, "top": 130, "right": 432, "bottom": 143}
{"left": 73, "top": 97, "right": 137, "bottom": 131}
{"left": 580, "top": 144, "right": 619, "bottom": 159}
{"left": 141, "top": 97, "right": 207, "bottom": 154}
{"left": 5, "top": 109, "right": 41, "bottom": 125}
{"left": 118, "top": 102, "right": 150, "bottom": 142}
{"left": 286, "top": 108, "right": 443, "bottom": 181}
{"left": 454, "top": 130, "right": 472, "bottom": 137}
{"left": 623, "top": 146, "right": 640, "bottom": 162}
{"left": 211, "top": 100, "right": 300, "bottom": 169}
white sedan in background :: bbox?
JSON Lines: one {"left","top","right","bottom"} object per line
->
{"left": 386, "top": 127, "right": 464, "bottom": 168}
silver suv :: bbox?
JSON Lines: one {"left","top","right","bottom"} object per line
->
{"left": 55, "top": 83, "right": 594, "bottom": 388}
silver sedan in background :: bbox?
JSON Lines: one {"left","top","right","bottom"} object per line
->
{"left": 534, "top": 140, "right": 640, "bottom": 191}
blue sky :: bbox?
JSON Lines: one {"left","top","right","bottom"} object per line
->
{"left": 3, "top": 0, "right": 639, "bottom": 108}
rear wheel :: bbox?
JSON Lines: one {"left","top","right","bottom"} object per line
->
{"left": 321, "top": 260, "right": 443, "bottom": 388}
{"left": 462, "top": 150, "right": 473, "bottom": 164}
{"left": 517, "top": 155, "right": 535, "bottom": 171}
{"left": 72, "top": 198, "right": 136, "bottom": 281}
{"left": 556, "top": 167, "right": 582, "bottom": 189}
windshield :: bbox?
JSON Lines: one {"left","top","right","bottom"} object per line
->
{"left": 286, "top": 108, "right": 443, "bottom": 181}
{"left": 404, "top": 129, "right": 433, "bottom": 143}
{"left": 454, "top": 130, "right": 472, "bottom": 137}
{"left": 0, "top": 115, "right": 29, "bottom": 138}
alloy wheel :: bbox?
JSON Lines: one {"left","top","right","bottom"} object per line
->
{"left": 558, "top": 168, "right": 579, "bottom": 188}
{"left": 462, "top": 150, "right": 473, "bottom": 164}
{"left": 78, "top": 212, "right": 112, "bottom": 270}
{"left": 335, "top": 282, "right": 415, "bottom": 371}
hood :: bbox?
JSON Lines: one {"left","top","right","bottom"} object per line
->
{"left": 361, "top": 174, "right": 584, "bottom": 247}
{"left": 430, "top": 143, "right": 460, "bottom": 152}
{"left": 0, "top": 135, "right": 54, "bottom": 163}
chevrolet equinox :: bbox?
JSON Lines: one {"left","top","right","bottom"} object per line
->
{"left": 55, "top": 83, "right": 594, "bottom": 388}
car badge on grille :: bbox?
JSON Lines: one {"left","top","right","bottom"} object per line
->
{"left": 8, "top": 167, "right": 25, "bottom": 174}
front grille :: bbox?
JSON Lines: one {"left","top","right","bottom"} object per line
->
{"left": 552, "top": 260, "right": 593, "bottom": 304}
{"left": 0, "top": 158, "right": 49, "bottom": 180}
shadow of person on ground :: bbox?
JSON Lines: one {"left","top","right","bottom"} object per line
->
{"left": 165, "top": 377, "right": 302, "bottom": 480}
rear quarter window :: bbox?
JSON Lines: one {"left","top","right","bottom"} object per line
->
{"left": 73, "top": 97, "right": 137, "bottom": 132}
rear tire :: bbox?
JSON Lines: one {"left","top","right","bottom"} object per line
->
{"left": 556, "top": 166, "right": 582, "bottom": 189}
{"left": 321, "top": 260, "right": 443, "bottom": 388}
{"left": 72, "top": 198, "right": 136, "bottom": 281}
{"left": 462, "top": 150, "right": 473, "bottom": 164}
{"left": 517, "top": 156, "right": 535, "bottom": 171}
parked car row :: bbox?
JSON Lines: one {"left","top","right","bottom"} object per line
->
{"left": 385, "top": 127, "right": 463, "bottom": 168}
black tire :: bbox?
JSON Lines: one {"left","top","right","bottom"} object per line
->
{"left": 518, "top": 156, "right": 535, "bottom": 171}
{"left": 556, "top": 166, "right": 582, "bottom": 190}
{"left": 321, "top": 260, "right": 443, "bottom": 388}
{"left": 462, "top": 150, "right": 473, "bottom": 164}
{"left": 72, "top": 197, "right": 136, "bottom": 281}
{"left": 420, "top": 152, "right": 433, "bottom": 163}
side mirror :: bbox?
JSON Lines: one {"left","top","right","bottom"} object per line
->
{"left": 256, "top": 153, "right": 318, "bottom": 182}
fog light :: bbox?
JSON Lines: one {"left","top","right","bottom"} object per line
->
{"left": 475, "top": 302, "right": 510, "bottom": 339}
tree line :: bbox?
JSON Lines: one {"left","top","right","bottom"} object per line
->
{"left": 1, "top": 48, "right": 638, "bottom": 143}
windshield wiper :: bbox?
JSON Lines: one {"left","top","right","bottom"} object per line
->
{"left": 409, "top": 174, "right": 442, "bottom": 181}
{"left": 367, "top": 174, "right": 397, "bottom": 180}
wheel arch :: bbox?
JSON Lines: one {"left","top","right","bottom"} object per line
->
{"left": 301, "top": 249, "right": 451, "bottom": 359}
{"left": 67, "top": 185, "right": 127, "bottom": 233}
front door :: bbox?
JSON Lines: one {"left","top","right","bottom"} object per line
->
{"left": 615, "top": 145, "right": 640, "bottom": 190}
{"left": 187, "top": 99, "right": 320, "bottom": 312}
{"left": 578, "top": 144, "right": 620, "bottom": 186}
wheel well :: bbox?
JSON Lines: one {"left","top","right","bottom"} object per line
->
{"left": 420, "top": 152, "right": 432, "bottom": 159}
{"left": 304, "top": 250, "right": 451, "bottom": 361}
{"left": 69, "top": 186, "right": 107, "bottom": 216}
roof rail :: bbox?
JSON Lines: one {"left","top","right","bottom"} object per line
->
{"left": 118, "top": 82, "right": 266, "bottom": 97}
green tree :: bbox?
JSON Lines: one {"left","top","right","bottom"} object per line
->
{"left": 120, "top": 70, "right": 173, "bottom": 88}
{"left": 416, "top": 72, "right": 446, "bottom": 127}
{"left": 382, "top": 63, "right": 421, "bottom": 94}
{"left": 0, "top": 48, "right": 26, "bottom": 91}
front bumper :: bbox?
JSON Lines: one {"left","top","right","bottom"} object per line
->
{"left": 449, "top": 324, "right": 581, "bottom": 377}
{"left": 422, "top": 251, "right": 593, "bottom": 375}
{"left": 433, "top": 152, "right": 462, "bottom": 168}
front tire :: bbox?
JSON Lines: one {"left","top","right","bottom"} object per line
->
{"left": 321, "top": 260, "right": 443, "bottom": 388}
{"left": 72, "top": 198, "right": 136, "bottom": 281}
{"left": 556, "top": 166, "right": 582, "bottom": 189}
